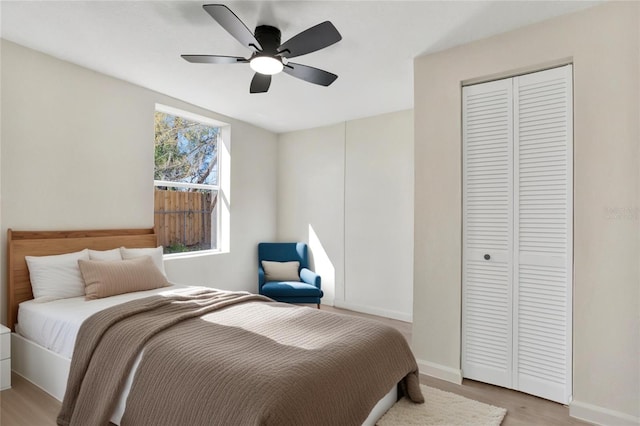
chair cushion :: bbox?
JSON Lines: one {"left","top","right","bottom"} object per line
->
{"left": 261, "top": 281, "right": 322, "bottom": 298}
{"left": 261, "top": 260, "right": 300, "bottom": 282}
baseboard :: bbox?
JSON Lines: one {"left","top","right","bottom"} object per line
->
{"left": 416, "top": 359, "right": 463, "bottom": 384}
{"left": 320, "top": 297, "right": 334, "bottom": 307}
{"left": 570, "top": 400, "right": 640, "bottom": 426}
{"left": 333, "top": 300, "right": 412, "bottom": 322}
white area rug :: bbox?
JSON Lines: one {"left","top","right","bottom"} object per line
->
{"left": 377, "top": 384, "right": 507, "bottom": 426}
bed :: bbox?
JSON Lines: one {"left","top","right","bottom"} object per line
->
{"left": 7, "top": 228, "right": 423, "bottom": 425}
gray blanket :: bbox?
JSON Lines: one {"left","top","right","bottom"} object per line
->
{"left": 58, "top": 287, "right": 423, "bottom": 426}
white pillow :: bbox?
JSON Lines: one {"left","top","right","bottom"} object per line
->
{"left": 261, "top": 260, "right": 300, "bottom": 282}
{"left": 120, "top": 246, "right": 165, "bottom": 276}
{"left": 25, "top": 249, "right": 90, "bottom": 300}
{"left": 88, "top": 248, "right": 123, "bottom": 261}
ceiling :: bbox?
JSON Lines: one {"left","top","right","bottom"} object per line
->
{"left": 1, "top": 1, "right": 599, "bottom": 133}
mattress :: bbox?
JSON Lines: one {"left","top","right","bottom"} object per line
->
{"left": 17, "top": 284, "right": 186, "bottom": 359}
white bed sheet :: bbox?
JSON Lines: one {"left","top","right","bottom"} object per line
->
{"left": 17, "top": 284, "right": 187, "bottom": 359}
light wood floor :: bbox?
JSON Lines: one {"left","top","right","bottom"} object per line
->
{"left": 1, "top": 305, "right": 590, "bottom": 426}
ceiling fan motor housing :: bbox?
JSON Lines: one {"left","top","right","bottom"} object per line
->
{"left": 254, "top": 25, "right": 281, "bottom": 55}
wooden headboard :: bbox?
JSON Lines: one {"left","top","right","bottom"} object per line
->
{"left": 7, "top": 228, "right": 158, "bottom": 331}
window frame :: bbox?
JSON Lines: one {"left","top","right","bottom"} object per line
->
{"left": 154, "top": 104, "right": 230, "bottom": 257}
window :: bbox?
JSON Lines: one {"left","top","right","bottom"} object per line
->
{"left": 154, "top": 105, "right": 229, "bottom": 254}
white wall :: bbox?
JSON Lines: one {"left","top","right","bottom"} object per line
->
{"left": 413, "top": 2, "right": 639, "bottom": 424}
{"left": 277, "top": 123, "right": 345, "bottom": 306}
{"left": 277, "top": 110, "right": 414, "bottom": 321}
{"left": 0, "top": 40, "right": 278, "bottom": 323}
{"left": 344, "top": 112, "right": 414, "bottom": 320}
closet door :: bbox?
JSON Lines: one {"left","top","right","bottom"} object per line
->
{"left": 462, "top": 78, "right": 514, "bottom": 388}
{"left": 462, "top": 65, "right": 572, "bottom": 404}
{"left": 513, "top": 65, "right": 572, "bottom": 404}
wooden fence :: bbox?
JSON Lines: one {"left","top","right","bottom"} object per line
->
{"left": 154, "top": 189, "right": 215, "bottom": 251}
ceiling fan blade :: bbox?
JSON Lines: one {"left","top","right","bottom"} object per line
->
{"left": 203, "top": 4, "right": 262, "bottom": 50}
{"left": 283, "top": 63, "right": 338, "bottom": 86}
{"left": 278, "top": 21, "right": 342, "bottom": 59}
{"left": 250, "top": 73, "right": 272, "bottom": 93}
{"left": 181, "top": 55, "right": 248, "bottom": 64}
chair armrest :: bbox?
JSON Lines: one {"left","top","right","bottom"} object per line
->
{"left": 258, "top": 265, "right": 265, "bottom": 288}
{"left": 300, "top": 268, "right": 321, "bottom": 288}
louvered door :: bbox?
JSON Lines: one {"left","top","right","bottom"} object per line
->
{"left": 462, "top": 78, "right": 514, "bottom": 388}
{"left": 513, "top": 66, "right": 572, "bottom": 404}
{"left": 462, "top": 65, "right": 572, "bottom": 404}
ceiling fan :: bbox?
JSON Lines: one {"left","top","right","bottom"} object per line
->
{"left": 181, "top": 4, "right": 342, "bottom": 94}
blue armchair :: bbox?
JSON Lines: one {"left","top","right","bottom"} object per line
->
{"left": 258, "top": 242, "right": 323, "bottom": 308}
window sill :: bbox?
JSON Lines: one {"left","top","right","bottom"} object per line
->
{"left": 162, "top": 249, "right": 229, "bottom": 261}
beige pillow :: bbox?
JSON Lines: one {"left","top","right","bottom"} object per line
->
{"left": 79, "top": 256, "right": 170, "bottom": 300}
{"left": 261, "top": 260, "right": 300, "bottom": 282}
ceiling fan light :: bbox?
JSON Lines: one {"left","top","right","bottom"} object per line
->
{"left": 250, "top": 56, "right": 283, "bottom": 75}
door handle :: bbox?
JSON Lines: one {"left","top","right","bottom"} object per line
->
{"left": 484, "top": 254, "right": 491, "bottom": 260}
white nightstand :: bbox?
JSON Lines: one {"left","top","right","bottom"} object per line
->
{"left": 0, "top": 325, "right": 10, "bottom": 390}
